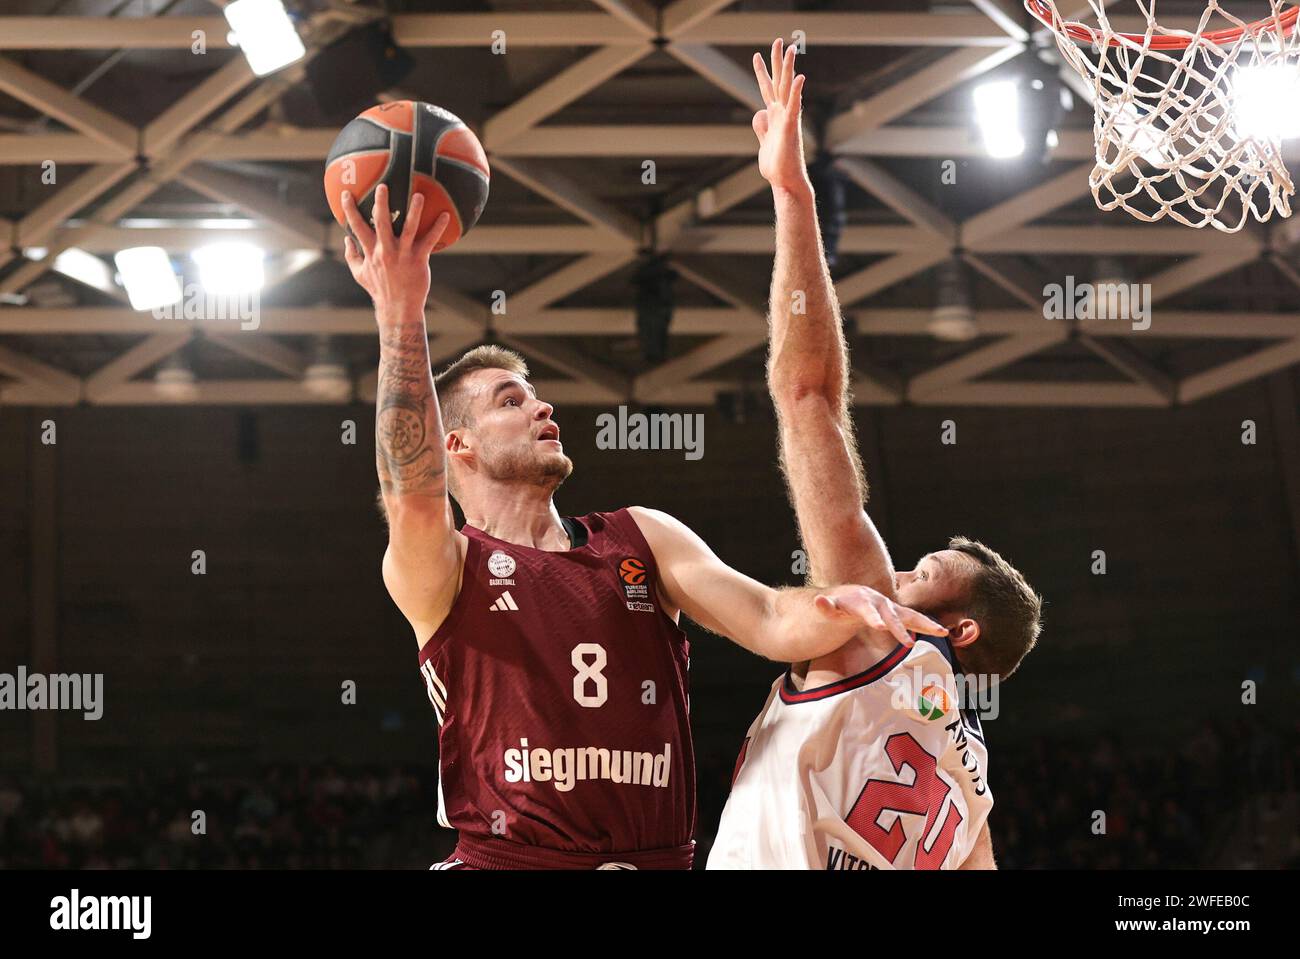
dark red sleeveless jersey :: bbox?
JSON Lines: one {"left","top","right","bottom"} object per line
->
{"left": 416, "top": 508, "right": 696, "bottom": 864}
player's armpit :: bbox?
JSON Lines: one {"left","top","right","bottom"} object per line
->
{"left": 381, "top": 509, "right": 466, "bottom": 645}
{"left": 775, "top": 391, "right": 896, "bottom": 596}
{"left": 959, "top": 821, "right": 997, "bottom": 870}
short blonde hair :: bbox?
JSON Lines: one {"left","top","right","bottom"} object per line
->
{"left": 434, "top": 345, "right": 529, "bottom": 431}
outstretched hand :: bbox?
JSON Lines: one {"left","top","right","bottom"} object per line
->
{"left": 752, "top": 38, "right": 810, "bottom": 196}
{"left": 341, "top": 183, "right": 450, "bottom": 321}
{"left": 813, "top": 584, "right": 949, "bottom": 650}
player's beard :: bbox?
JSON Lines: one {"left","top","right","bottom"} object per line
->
{"left": 480, "top": 436, "right": 573, "bottom": 491}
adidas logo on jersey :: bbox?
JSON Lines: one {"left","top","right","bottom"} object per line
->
{"left": 489, "top": 591, "right": 519, "bottom": 612}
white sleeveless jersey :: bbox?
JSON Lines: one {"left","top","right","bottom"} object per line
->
{"left": 707, "top": 639, "right": 991, "bottom": 870}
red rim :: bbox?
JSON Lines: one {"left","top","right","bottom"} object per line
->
{"left": 1025, "top": 0, "right": 1300, "bottom": 50}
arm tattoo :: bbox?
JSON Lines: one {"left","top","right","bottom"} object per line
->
{"left": 375, "top": 324, "right": 446, "bottom": 498}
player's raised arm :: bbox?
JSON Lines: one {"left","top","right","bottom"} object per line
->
{"left": 753, "top": 40, "right": 897, "bottom": 597}
{"left": 342, "top": 184, "right": 463, "bottom": 640}
{"left": 628, "top": 507, "right": 943, "bottom": 663}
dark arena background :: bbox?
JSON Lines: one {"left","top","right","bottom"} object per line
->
{"left": 0, "top": 0, "right": 1298, "bottom": 896}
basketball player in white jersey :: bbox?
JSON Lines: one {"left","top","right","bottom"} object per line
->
{"left": 709, "top": 41, "right": 1043, "bottom": 870}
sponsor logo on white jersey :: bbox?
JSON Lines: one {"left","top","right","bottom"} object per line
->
{"left": 489, "top": 591, "right": 519, "bottom": 612}
{"left": 502, "top": 737, "right": 673, "bottom": 792}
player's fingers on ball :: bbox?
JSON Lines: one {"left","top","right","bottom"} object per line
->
{"left": 343, "top": 234, "right": 363, "bottom": 271}
{"left": 375, "top": 184, "right": 399, "bottom": 249}
{"left": 401, "top": 193, "right": 425, "bottom": 252}
{"left": 752, "top": 53, "right": 775, "bottom": 104}
{"left": 417, "top": 212, "right": 451, "bottom": 259}
{"left": 340, "top": 192, "right": 375, "bottom": 255}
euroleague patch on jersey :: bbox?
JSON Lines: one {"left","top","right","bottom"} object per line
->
{"left": 619, "top": 557, "right": 650, "bottom": 600}
{"left": 488, "top": 549, "right": 516, "bottom": 585}
{"left": 917, "top": 683, "right": 953, "bottom": 721}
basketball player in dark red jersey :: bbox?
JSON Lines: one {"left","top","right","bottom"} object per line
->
{"left": 339, "top": 183, "right": 946, "bottom": 870}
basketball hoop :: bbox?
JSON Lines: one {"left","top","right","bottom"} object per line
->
{"left": 1024, "top": 1, "right": 1300, "bottom": 231}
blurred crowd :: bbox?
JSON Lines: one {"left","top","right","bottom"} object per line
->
{"left": 0, "top": 765, "right": 453, "bottom": 870}
{"left": 1, "top": 717, "right": 1295, "bottom": 869}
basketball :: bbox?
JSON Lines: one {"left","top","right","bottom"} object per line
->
{"left": 323, "top": 100, "right": 490, "bottom": 251}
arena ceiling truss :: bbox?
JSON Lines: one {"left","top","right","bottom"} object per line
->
{"left": 0, "top": 0, "right": 1298, "bottom": 408}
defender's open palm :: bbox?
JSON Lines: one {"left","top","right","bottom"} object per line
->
{"left": 752, "top": 39, "right": 808, "bottom": 195}
{"left": 813, "top": 584, "right": 947, "bottom": 649}
{"left": 341, "top": 183, "right": 449, "bottom": 319}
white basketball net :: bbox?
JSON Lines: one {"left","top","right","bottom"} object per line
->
{"left": 1027, "top": 1, "right": 1300, "bottom": 231}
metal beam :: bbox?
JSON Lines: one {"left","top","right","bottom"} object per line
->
{"left": 393, "top": 14, "right": 650, "bottom": 47}
{"left": 634, "top": 330, "right": 765, "bottom": 401}
{"left": 484, "top": 45, "right": 651, "bottom": 149}
{"left": 836, "top": 157, "right": 957, "bottom": 241}
{"left": 492, "top": 156, "right": 641, "bottom": 242}
{"left": 908, "top": 381, "right": 1170, "bottom": 406}
{"left": 499, "top": 334, "right": 628, "bottom": 402}
{"left": 0, "top": 17, "right": 232, "bottom": 50}
{"left": 0, "top": 125, "right": 1101, "bottom": 164}
{"left": 664, "top": 43, "right": 765, "bottom": 113}
{"left": 1077, "top": 334, "right": 1178, "bottom": 401}
{"left": 1, "top": 306, "right": 1292, "bottom": 339}
{"left": 962, "top": 252, "right": 1043, "bottom": 310}
{"left": 662, "top": 0, "right": 737, "bottom": 37}
{"left": 0, "top": 54, "right": 137, "bottom": 153}
{"left": 1179, "top": 338, "right": 1300, "bottom": 404}
{"left": 205, "top": 332, "right": 309, "bottom": 379}
{"left": 674, "top": 13, "right": 1017, "bottom": 46}
{"left": 835, "top": 251, "right": 952, "bottom": 306}
{"left": 588, "top": 0, "right": 658, "bottom": 37}
{"left": 178, "top": 168, "right": 330, "bottom": 249}
{"left": 0, "top": 342, "right": 81, "bottom": 401}
{"left": 506, "top": 252, "right": 638, "bottom": 316}
{"left": 828, "top": 46, "right": 1023, "bottom": 152}
{"left": 83, "top": 331, "right": 193, "bottom": 402}
{"left": 908, "top": 331, "right": 1067, "bottom": 397}
{"left": 1147, "top": 250, "right": 1259, "bottom": 303}
{"left": 961, "top": 163, "right": 1096, "bottom": 243}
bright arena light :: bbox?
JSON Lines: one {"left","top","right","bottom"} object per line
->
{"left": 53, "top": 248, "right": 114, "bottom": 291}
{"left": 193, "top": 242, "right": 266, "bottom": 295}
{"left": 973, "top": 80, "right": 1026, "bottom": 159}
{"left": 1234, "top": 64, "right": 1300, "bottom": 141}
{"left": 223, "top": 0, "right": 306, "bottom": 77}
{"left": 113, "top": 247, "right": 182, "bottom": 312}
{"left": 1108, "top": 101, "right": 1175, "bottom": 167}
